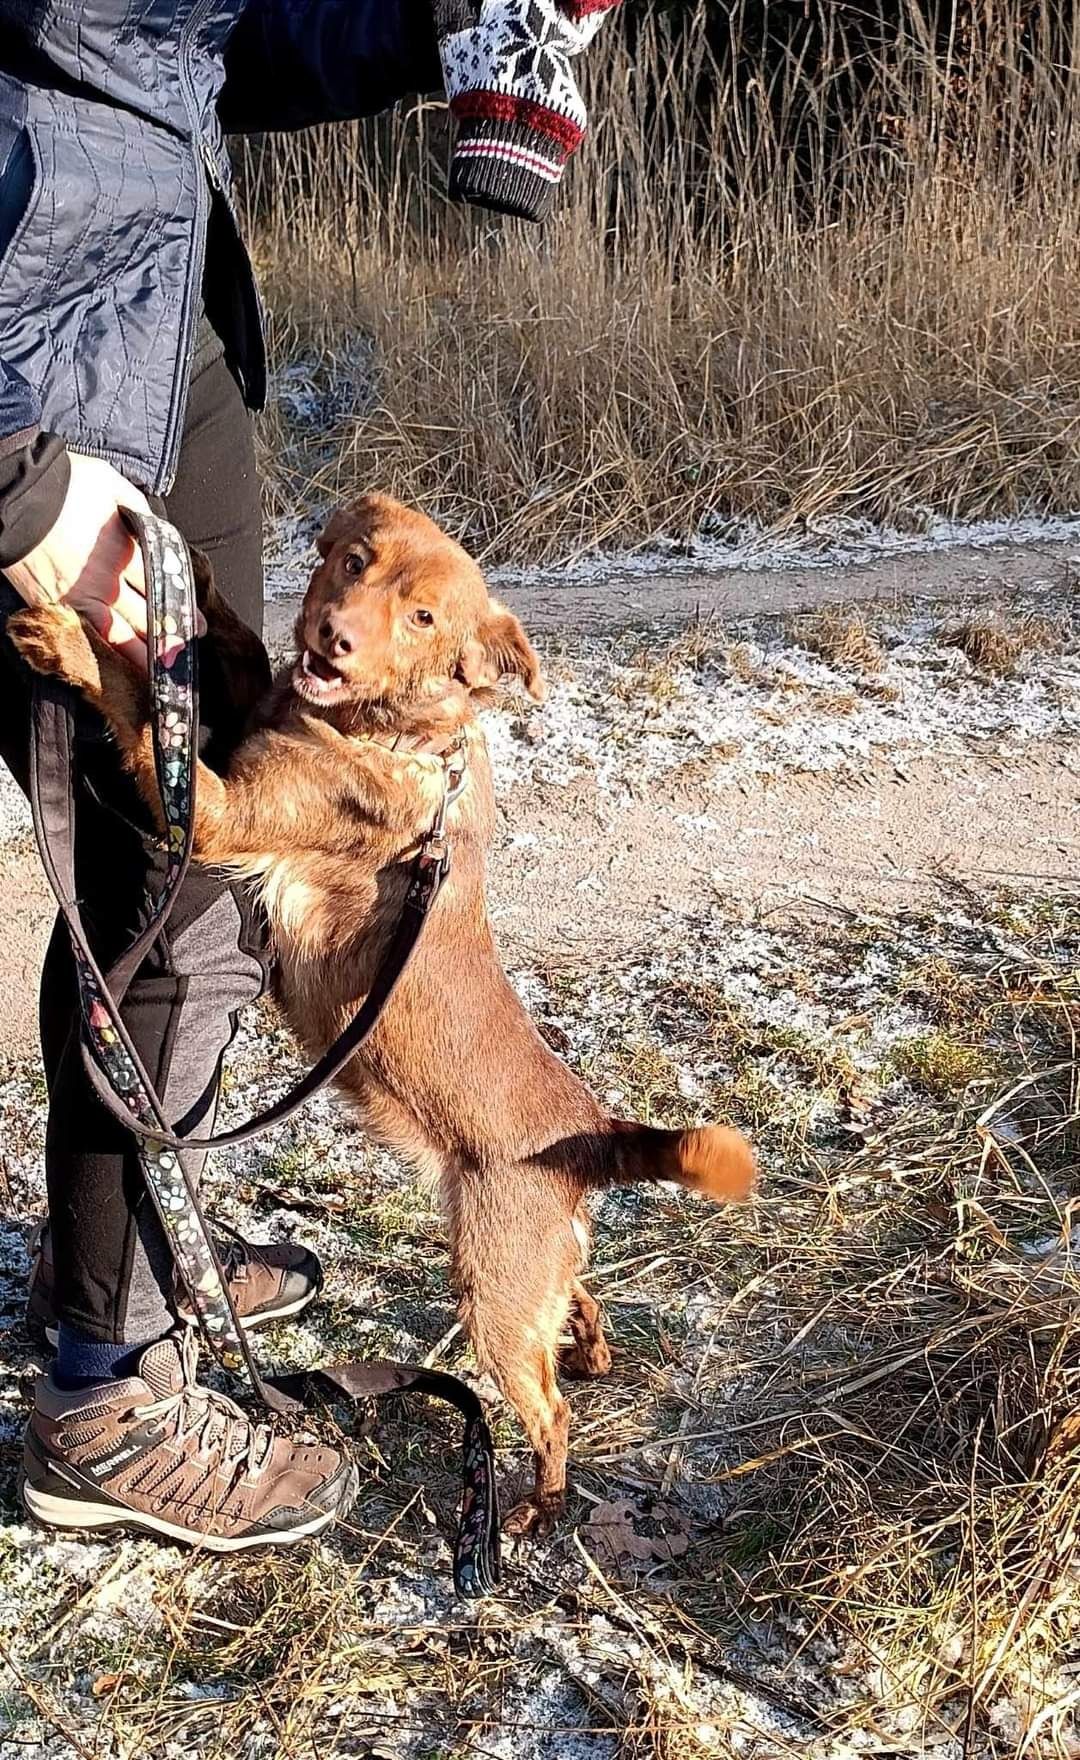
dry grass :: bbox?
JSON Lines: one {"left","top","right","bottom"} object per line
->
{"left": 796, "top": 609, "right": 884, "bottom": 674}
{"left": 942, "top": 612, "right": 1069, "bottom": 675}
{"left": 238, "top": 0, "right": 1080, "bottom": 565}
{"left": 2, "top": 888, "right": 1078, "bottom": 1758}
{"left": 706, "top": 923, "right": 1080, "bottom": 1753}
{"left": 890, "top": 1029, "right": 997, "bottom": 1098}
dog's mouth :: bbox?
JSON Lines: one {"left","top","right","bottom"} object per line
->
{"left": 292, "top": 647, "right": 349, "bottom": 704}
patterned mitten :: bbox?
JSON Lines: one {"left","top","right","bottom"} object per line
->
{"left": 433, "top": 0, "right": 622, "bottom": 221}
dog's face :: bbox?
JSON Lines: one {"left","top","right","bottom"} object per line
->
{"left": 292, "top": 494, "right": 544, "bottom": 712}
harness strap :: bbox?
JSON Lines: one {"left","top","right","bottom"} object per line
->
{"left": 27, "top": 510, "right": 499, "bottom": 1597}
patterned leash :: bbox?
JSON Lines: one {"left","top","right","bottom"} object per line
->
{"left": 28, "top": 510, "right": 499, "bottom": 1597}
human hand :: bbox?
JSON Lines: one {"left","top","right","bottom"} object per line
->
{"left": 2, "top": 451, "right": 154, "bottom": 671}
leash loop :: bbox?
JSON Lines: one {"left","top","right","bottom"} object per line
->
{"left": 27, "top": 509, "right": 500, "bottom": 1598}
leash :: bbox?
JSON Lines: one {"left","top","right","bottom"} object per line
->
{"left": 27, "top": 510, "right": 499, "bottom": 1597}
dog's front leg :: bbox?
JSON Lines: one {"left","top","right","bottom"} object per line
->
{"left": 303, "top": 721, "right": 446, "bottom": 834}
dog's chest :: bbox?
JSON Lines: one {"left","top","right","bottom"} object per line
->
{"left": 253, "top": 851, "right": 381, "bottom": 963}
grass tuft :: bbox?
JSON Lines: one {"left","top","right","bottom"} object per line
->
{"left": 797, "top": 609, "right": 884, "bottom": 674}
{"left": 942, "top": 612, "right": 1068, "bottom": 676}
{"left": 891, "top": 1030, "right": 997, "bottom": 1099}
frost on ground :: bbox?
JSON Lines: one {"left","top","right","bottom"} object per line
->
{"left": 490, "top": 509, "right": 1080, "bottom": 584}
{"left": 0, "top": 862, "right": 1076, "bottom": 1756}
{"left": 0, "top": 555, "right": 1077, "bottom": 1757}
{"left": 483, "top": 597, "right": 1079, "bottom": 794}
{"left": 0, "top": 580, "right": 1076, "bottom": 854}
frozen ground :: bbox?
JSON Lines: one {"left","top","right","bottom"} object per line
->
{"left": 0, "top": 532, "right": 1076, "bottom": 1758}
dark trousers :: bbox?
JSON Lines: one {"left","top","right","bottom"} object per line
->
{"left": 0, "top": 347, "right": 268, "bottom": 1341}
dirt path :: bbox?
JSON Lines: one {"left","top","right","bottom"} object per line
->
{"left": 3, "top": 744, "right": 1072, "bottom": 1050}
{"left": 0, "top": 842, "right": 51, "bottom": 1058}
{"left": 266, "top": 528, "right": 1080, "bottom": 643}
{"left": 2, "top": 532, "right": 1075, "bottom": 1059}
{"left": 489, "top": 744, "right": 1076, "bottom": 969}
{"left": 0, "top": 532, "right": 1077, "bottom": 1758}
{"left": 8, "top": 528, "right": 1080, "bottom": 1063}
{"left": 279, "top": 525, "right": 1078, "bottom": 964}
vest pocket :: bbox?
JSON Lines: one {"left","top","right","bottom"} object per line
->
{"left": 0, "top": 118, "right": 40, "bottom": 282}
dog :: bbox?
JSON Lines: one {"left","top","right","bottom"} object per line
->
{"left": 10, "top": 493, "right": 756, "bottom": 1534}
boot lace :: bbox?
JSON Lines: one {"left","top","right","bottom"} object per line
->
{"left": 138, "top": 1332, "right": 274, "bottom": 1479}
{"left": 217, "top": 1222, "right": 272, "bottom": 1282}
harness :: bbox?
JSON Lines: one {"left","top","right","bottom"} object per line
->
{"left": 28, "top": 510, "right": 499, "bottom": 1597}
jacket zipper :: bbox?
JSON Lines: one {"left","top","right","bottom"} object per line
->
{"left": 157, "top": 0, "right": 216, "bottom": 494}
{"left": 201, "top": 137, "right": 221, "bottom": 193}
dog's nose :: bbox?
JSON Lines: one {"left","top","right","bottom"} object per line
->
{"left": 319, "top": 617, "right": 353, "bottom": 659}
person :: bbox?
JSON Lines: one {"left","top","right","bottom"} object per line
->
{"left": 0, "top": 0, "right": 620, "bottom": 1551}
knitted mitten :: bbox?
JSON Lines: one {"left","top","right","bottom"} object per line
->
{"left": 433, "top": 0, "right": 622, "bottom": 222}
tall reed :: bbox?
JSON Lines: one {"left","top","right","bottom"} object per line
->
{"left": 238, "top": 0, "right": 1080, "bottom": 563}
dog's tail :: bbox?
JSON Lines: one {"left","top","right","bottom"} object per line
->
{"left": 601, "top": 1120, "right": 756, "bottom": 1202}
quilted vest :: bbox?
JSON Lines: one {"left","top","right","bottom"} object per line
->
{"left": 0, "top": 2, "right": 262, "bottom": 492}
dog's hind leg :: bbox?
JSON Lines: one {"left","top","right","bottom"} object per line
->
{"left": 445, "top": 1160, "right": 577, "bottom": 1538}
{"left": 558, "top": 1202, "right": 611, "bottom": 1378}
{"left": 562, "top": 1279, "right": 612, "bottom": 1380}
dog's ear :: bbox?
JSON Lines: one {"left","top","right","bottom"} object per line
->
{"left": 191, "top": 542, "right": 272, "bottom": 722}
{"left": 315, "top": 505, "right": 360, "bottom": 560}
{"left": 457, "top": 599, "right": 545, "bottom": 702}
{"left": 316, "top": 497, "right": 382, "bottom": 560}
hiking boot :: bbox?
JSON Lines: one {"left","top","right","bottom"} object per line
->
{"left": 22, "top": 1331, "right": 358, "bottom": 1551}
{"left": 26, "top": 1223, "right": 323, "bottom": 1348}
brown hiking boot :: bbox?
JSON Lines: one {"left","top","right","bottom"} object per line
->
{"left": 22, "top": 1331, "right": 358, "bottom": 1550}
{"left": 26, "top": 1222, "right": 322, "bottom": 1348}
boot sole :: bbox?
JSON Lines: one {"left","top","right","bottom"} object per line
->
{"left": 31, "top": 1286, "right": 320, "bottom": 1353}
{"left": 180, "top": 1286, "right": 320, "bottom": 1332}
{"left": 21, "top": 1474, "right": 353, "bottom": 1553}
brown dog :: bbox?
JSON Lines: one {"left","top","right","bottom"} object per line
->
{"left": 11, "top": 494, "right": 755, "bottom": 1534}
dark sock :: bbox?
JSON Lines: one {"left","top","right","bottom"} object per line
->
{"left": 54, "top": 1324, "right": 159, "bottom": 1391}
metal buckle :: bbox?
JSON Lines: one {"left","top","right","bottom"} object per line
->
{"left": 416, "top": 743, "right": 469, "bottom": 889}
{"left": 428, "top": 745, "right": 469, "bottom": 846}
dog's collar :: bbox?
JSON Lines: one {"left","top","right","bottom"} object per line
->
{"left": 428, "top": 733, "right": 469, "bottom": 852}
{"left": 352, "top": 725, "right": 469, "bottom": 766}
{"left": 353, "top": 721, "right": 467, "bottom": 756}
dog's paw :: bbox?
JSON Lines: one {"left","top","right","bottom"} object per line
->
{"left": 503, "top": 1492, "right": 564, "bottom": 1541}
{"left": 8, "top": 605, "right": 101, "bottom": 694}
{"left": 559, "top": 1336, "right": 613, "bottom": 1380}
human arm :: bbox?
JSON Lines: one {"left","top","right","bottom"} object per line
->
{"left": 7, "top": 604, "right": 448, "bottom": 859}
{"left": 218, "top": 0, "right": 442, "bottom": 135}
{"left": 220, "top": 0, "right": 623, "bottom": 223}
{"left": 0, "top": 364, "right": 70, "bottom": 577}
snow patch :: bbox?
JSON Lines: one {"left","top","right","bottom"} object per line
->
{"left": 491, "top": 508, "right": 1080, "bottom": 587}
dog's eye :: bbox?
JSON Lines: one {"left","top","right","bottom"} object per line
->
{"left": 412, "top": 609, "right": 435, "bottom": 629}
{"left": 342, "top": 551, "right": 367, "bottom": 578}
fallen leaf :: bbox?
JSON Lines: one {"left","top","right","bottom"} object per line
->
{"left": 92, "top": 1672, "right": 125, "bottom": 1698}
{"left": 582, "top": 1498, "right": 691, "bottom": 1578}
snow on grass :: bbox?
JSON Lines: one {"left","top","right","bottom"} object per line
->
{"left": 490, "top": 507, "right": 1080, "bottom": 586}
{"left": 0, "top": 884, "right": 1074, "bottom": 1757}
{"left": 482, "top": 601, "right": 1079, "bottom": 795}
{"left": 0, "top": 548, "right": 1074, "bottom": 854}
{"left": 0, "top": 771, "right": 29, "bottom": 847}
